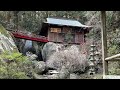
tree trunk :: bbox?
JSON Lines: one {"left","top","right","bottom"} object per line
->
{"left": 6, "top": 11, "right": 11, "bottom": 23}
{"left": 13, "top": 11, "right": 19, "bottom": 30}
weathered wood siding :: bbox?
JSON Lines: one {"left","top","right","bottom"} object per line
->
{"left": 57, "top": 33, "right": 64, "bottom": 42}
{"left": 48, "top": 27, "right": 85, "bottom": 44}
{"left": 75, "top": 33, "right": 80, "bottom": 44}
{"left": 75, "top": 31, "right": 84, "bottom": 44}
{"left": 48, "top": 27, "right": 63, "bottom": 42}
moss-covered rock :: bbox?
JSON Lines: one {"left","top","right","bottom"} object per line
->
{"left": 0, "top": 24, "right": 18, "bottom": 53}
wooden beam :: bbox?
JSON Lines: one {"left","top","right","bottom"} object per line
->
{"left": 101, "top": 11, "right": 108, "bottom": 75}
{"left": 105, "top": 53, "right": 120, "bottom": 61}
{"left": 105, "top": 58, "right": 120, "bottom": 62}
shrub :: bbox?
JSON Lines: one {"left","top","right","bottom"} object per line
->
{"left": 108, "top": 61, "right": 120, "bottom": 75}
{"left": 46, "top": 45, "right": 89, "bottom": 73}
{"left": 0, "top": 51, "right": 35, "bottom": 79}
{"left": 32, "top": 61, "right": 46, "bottom": 74}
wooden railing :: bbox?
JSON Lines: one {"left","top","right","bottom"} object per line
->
{"left": 6, "top": 28, "right": 48, "bottom": 42}
{"left": 103, "top": 54, "right": 120, "bottom": 79}
{"left": 12, "top": 30, "right": 48, "bottom": 40}
{"left": 105, "top": 54, "right": 120, "bottom": 61}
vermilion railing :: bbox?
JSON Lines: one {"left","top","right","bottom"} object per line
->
{"left": 11, "top": 31, "right": 48, "bottom": 43}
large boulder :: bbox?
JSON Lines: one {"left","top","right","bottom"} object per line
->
{"left": 0, "top": 24, "right": 18, "bottom": 53}
{"left": 46, "top": 45, "right": 89, "bottom": 73}
{"left": 32, "top": 41, "right": 44, "bottom": 61}
{"left": 26, "top": 52, "right": 38, "bottom": 61}
{"left": 58, "top": 66, "right": 70, "bottom": 79}
{"left": 42, "top": 42, "right": 63, "bottom": 61}
{"left": 69, "top": 73, "right": 79, "bottom": 79}
{"left": 32, "top": 61, "right": 46, "bottom": 74}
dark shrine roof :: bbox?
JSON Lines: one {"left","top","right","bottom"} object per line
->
{"left": 44, "top": 17, "right": 92, "bottom": 28}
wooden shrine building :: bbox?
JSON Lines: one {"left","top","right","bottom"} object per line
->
{"left": 39, "top": 17, "right": 92, "bottom": 44}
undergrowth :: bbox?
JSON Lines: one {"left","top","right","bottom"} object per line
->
{"left": 0, "top": 51, "right": 35, "bottom": 79}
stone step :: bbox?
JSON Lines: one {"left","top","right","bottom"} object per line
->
{"left": 103, "top": 75, "right": 120, "bottom": 79}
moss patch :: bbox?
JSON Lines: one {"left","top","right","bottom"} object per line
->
{"left": 0, "top": 24, "right": 11, "bottom": 38}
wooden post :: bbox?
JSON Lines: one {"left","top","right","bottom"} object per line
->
{"left": 101, "top": 11, "right": 108, "bottom": 76}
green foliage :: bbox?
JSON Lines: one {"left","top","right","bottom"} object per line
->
{"left": 107, "top": 28, "right": 120, "bottom": 56}
{"left": 106, "top": 12, "right": 120, "bottom": 74}
{"left": 109, "top": 68, "right": 120, "bottom": 75}
{"left": 0, "top": 51, "right": 27, "bottom": 62}
{"left": 108, "top": 45, "right": 118, "bottom": 56}
{"left": 0, "top": 11, "right": 87, "bottom": 33}
{"left": 0, "top": 51, "right": 34, "bottom": 79}
{"left": 109, "top": 62, "right": 120, "bottom": 75}
{"left": 108, "top": 61, "right": 120, "bottom": 75}
{"left": 0, "top": 24, "right": 10, "bottom": 37}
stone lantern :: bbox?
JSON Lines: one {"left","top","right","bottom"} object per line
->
{"left": 88, "top": 44, "right": 100, "bottom": 75}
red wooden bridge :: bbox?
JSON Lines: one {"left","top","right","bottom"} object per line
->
{"left": 10, "top": 30, "right": 49, "bottom": 42}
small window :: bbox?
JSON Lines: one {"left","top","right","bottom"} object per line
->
{"left": 50, "top": 28, "right": 61, "bottom": 33}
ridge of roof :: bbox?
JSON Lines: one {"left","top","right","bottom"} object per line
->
{"left": 47, "top": 17, "right": 78, "bottom": 21}
{"left": 44, "top": 17, "right": 92, "bottom": 28}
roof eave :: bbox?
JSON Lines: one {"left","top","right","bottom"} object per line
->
{"left": 44, "top": 22, "right": 93, "bottom": 29}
